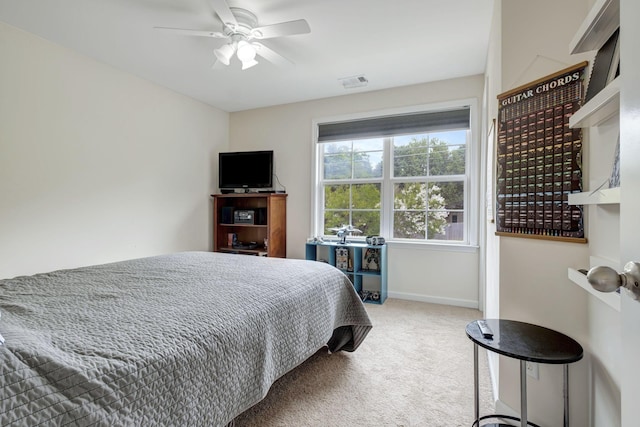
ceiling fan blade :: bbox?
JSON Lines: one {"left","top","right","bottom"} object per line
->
{"left": 251, "top": 19, "right": 310, "bottom": 39}
{"left": 253, "top": 42, "right": 294, "bottom": 68}
{"left": 154, "top": 27, "right": 226, "bottom": 38}
{"left": 210, "top": 0, "right": 237, "bottom": 27}
{"left": 211, "top": 59, "right": 226, "bottom": 70}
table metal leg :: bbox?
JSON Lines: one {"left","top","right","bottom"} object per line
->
{"left": 563, "top": 364, "right": 569, "bottom": 427}
{"left": 474, "top": 343, "right": 479, "bottom": 424}
{"left": 520, "top": 360, "right": 527, "bottom": 427}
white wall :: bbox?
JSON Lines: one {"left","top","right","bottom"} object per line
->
{"left": 0, "top": 22, "right": 229, "bottom": 279}
{"left": 230, "top": 76, "right": 484, "bottom": 307}
{"left": 487, "top": 0, "right": 624, "bottom": 426}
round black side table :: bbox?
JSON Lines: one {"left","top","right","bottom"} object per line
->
{"left": 466, "top": 319, "right": 583, "bottom": 427}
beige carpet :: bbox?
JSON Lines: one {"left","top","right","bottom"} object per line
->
{"left": 234, "top": 299, "right": 494, "bottom": 427}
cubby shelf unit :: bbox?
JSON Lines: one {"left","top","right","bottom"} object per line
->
{"left": 305, "top": 241, "right": 387, "bottom": 304}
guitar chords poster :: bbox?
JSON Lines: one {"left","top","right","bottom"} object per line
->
{"left": 496, "top": 62, "right": 587, "bottom": 242}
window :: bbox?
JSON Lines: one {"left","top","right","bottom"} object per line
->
{"left": 313, "top": 102, "right": 476, "bottom": 245}
{"left": 323, "top": 138, "right": 383, "bottom": 237}
{"left": 392, "top": 130, "right": 467, "bottom": 240}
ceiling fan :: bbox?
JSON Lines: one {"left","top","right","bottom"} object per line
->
{"left": 154, "top": 0, "right": 310, "bottom": 70}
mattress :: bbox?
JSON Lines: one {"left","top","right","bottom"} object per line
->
{"left": 0, "top": 251, "right": 372, "bottom": 426}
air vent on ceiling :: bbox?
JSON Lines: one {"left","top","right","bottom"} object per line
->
{"left": 339, "top": 75, "right": 368, "bottom": 89}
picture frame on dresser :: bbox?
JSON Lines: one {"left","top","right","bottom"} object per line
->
{"left": 335, "top": 247, "right": 349, "bottom": 270}
{"left": 362, "top": 247, "right": 380, "bottom": 272}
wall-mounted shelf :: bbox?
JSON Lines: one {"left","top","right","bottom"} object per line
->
{"left": 568, "top": 187, "right": 620, "bottom": 205}
{"left": 569, "top": 0, "right": 619, "bottom": 54}
{"left": 568, "top": 268, "right": 620, "bottom": 311}
{"left": 565, "top": 0, "right": 622, "bottom": 323}
{"left": 569, "top": 77, "right": 620, "bottom": 128}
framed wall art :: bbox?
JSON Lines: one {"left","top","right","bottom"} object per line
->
{"left": 496, "top": 62, "right": 588, "bottom": 243}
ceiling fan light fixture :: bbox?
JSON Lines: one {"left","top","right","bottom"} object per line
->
{"left": 241, "top": 58, "right": 259, "bottom": 70}
{"left": 236, "top": 41, "right": 256, "bottom": 61}
{"left": 156, "top": 1, "right": 310, "bottom": 71}
{"left": 214, "top": 43, "right": 235, "bottom": 65}
{"left": 237, "top": 40, "right": 258, "bottom": 70}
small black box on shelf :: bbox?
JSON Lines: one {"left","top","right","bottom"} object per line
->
{"left": 255, "top": 208, "right": 267, "bottom": 225}
{"left": 221, "top": 206, "right": 234, "bottom": 224}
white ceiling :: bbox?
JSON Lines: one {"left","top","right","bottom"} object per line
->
{"left": 0, "top": 0, "right": 495, "bottom": 112}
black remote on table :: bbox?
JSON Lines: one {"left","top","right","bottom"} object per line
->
{"left": 477, "top": 320, "right": 493, "bottom": 339}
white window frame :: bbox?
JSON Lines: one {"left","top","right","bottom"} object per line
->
{"left": 311, "top": 99, "right": 479, "bottom": 249}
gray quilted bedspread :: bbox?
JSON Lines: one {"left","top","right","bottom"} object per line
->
{"left": 0, "top": 251, "right": 372, "bottom": 426}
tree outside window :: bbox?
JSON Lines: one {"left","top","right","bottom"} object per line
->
{"left": 317, "top": 111, "right": 470, "bottom": 244}
{"left": 392, "top": 132, "right": 466, "bottom": 241}
{"left": 323, "top": 139, "right": 382, "bottom": 237}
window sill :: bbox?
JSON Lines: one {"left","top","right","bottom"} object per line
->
{"left": 316, "top": 237, "right": 478, "bottom": 253}
{"left": 386, "top": 240, "right": 479, "bottom": 253}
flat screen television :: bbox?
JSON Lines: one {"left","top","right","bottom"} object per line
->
{"left": 218, "top": 150, "right": 274, "bottom": 191}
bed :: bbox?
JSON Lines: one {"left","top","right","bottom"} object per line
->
{"left": 0, "top": 251, "right": 372, "bottom": 426}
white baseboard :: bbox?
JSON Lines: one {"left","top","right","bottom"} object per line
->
{"left": 387, "top": 291, "right": 479, "bottom": 309}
